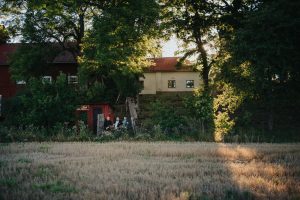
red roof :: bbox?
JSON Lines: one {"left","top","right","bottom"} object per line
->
{"left": 0, "top": 44, "right": 193, "bottom": 71}
{"left": 0, "top": 43, "right": 76, "bottom": 65}
{"left": 148, "top": 57, "right": 193, "bottom": 72}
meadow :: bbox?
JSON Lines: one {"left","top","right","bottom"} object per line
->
{"left": 0, "top": 142, "right": 299, "bottom": 200}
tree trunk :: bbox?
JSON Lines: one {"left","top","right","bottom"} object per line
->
{"left": 266, "top": 66, "right": 274, "bottom": 131}
{"left": 198, "top": 44, "right": 210, "bottom": 93}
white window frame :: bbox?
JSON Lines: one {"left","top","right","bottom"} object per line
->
{"left": 16, "top": 80, "right": 26, "bottom": 85}
{"left": 168, "top": 80, "right": 176, "bottom": 88}
{"left": 42, "top": 76, "right": 52, "bottom": 84}
{"left": 68, "top": 75, "right": 78, "bottom": 84}
{"left": 186, "top": 80, "right": 194, "bottom": 88}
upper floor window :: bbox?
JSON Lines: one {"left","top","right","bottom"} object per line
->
{"left": 68, "top": 75, "right": 78, "bottom": 84}
{"left": 186, "top": 80, "right": 194, "bottom": 88}
{"left": 139, "top": 80, "right": 144, "bottom": 89}
{"left": 168, "top": 80, "right": 176, "bottom": 88}
{"left": 42, "top": 76, "right": 52, "bottom": 84}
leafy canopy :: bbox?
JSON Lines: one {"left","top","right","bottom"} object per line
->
{"left": 79, "top": 0, "right": 161, "bottom": 102}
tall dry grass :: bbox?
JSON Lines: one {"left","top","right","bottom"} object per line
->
{"left": 0, "top": 142, "right": 299, "bottom": 200}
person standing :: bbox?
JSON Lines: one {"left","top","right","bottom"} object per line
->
{"left": 122, "top": 117, "right": 129, "bottom": 129}
{"left": 104, "top": 116, "right": 113, "bottom": 130}
{"left": 114, "top": 117, "right": 122, "bottom": 130}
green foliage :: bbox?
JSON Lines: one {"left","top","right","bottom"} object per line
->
{"left": 184, "top": 89, "right": 214, "bottom": 138}
{"left": 221, "top": 0, "right": 300, "bottom": 132}
{"left": 213, "top": 83, "right": 244, "bottom": 142}
{"left": 79, "top": 0, "right": 161, "bottom": 102}
{"left": 225, "top": 0, "right": 300, "bottom": 92}
{"left": 18, "top": 158, "right": 32, "bottom": 164}
{"left": 150, "top": 100, "right": 185, "bottom": 134}
{"left": 0, "top": 178, "right": 17, "bottom": 188}
{"left": 0, "top": 125, "right": 48, "bottom": 142}
{"left": 4, "top": 73, "right": 78, "bottom": 129}
{"left": 185, "top": 89, "right": 213, "bottom": 122}
{"left": 0, "top": 24, "right": 9, "bottom": 43}
{"left": 32, "top": 181, "right": 77, "bottom": 193}
{"left": 0, "top": 122, "right": 94, "bottom": 142}
{"left": 9, "top": 44, "right": 59, "bottom": 81}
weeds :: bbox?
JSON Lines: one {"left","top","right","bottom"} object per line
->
{"left": 32, "top": 181, "right": 77, "bottom": 193}
{"left": 0, "top": 178, "right": 17, "bottom": 188}
{"left": 17, "top": 158, "right": 32, "bottom": 163}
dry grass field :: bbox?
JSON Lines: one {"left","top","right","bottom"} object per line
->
{"left": 0, "top": 142, "right": 299, "bottom": 200}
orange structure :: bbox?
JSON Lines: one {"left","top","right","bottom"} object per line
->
{"left": 76, "top": 104, "right": 114, "bottom": 133}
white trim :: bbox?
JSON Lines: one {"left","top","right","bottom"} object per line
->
{"left": 16, "top": 80, "right": 26, "bottom": 85}
{"left": 68, "top": 75, "right": 78, "bottom": 84}
{"left": 42, "top": 76, "right": 52, "bottom": 84}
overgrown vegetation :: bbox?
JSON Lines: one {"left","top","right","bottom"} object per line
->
{"left": 0, "top": 0, "right": 299, "bottom": 142}
{"left": 2, "top": 73, "right": 78, "bottom": 129}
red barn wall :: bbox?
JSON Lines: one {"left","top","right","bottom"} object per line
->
{"left": 0, "top": 65, "right": 16, "bottom": 98}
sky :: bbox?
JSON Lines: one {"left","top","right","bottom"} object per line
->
{"left": 161, "top": 36, "right": 180, "bottom": 57}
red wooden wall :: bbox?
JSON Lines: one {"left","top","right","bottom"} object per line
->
{"left": 0, "top": 66, "right": 16, "bottom": 98}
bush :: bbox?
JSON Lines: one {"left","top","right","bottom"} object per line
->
{"left": 149, "top": 100, "right": 185, "bottom": 135}
{"left": 184, "top": 89, "right": 214, "bottom": 139}
{"left": 3, "top": 73, "right": 79, "bottom": 130}
{"left": 0, "top": 125, "right": 47, "bottom": 142}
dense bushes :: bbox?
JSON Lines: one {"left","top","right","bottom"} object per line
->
{"left": 0, "top": 122, "right": 93, "bottom": 142}
{"left": 3, "top": 73, "right": 78, "bottom": 129}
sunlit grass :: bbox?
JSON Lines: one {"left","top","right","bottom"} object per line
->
{"left": 0, "top": 142, "right": 299, "bottom": 200}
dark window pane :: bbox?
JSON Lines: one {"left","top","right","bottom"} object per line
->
{"left": 168, "top": 80, "right": 176, "bottom": 88}
{"left": 186, "top": 80, "right": 194, "bottom": 88}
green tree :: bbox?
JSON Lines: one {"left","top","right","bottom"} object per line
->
{"left": 0, "top": 25, "right": 9, "bottom": 43}
{"left": 162, "top": 0, "right": 219, "bottom": 93}
{"left": 2, "top": 0, "right": 103, "bottom": 81}
{"left": 0, "top": 0, "right": 98, "bottom": 53}
{"left": 184, "top": 88, "right": 214, "bottom": 137}
{"left": 162, "top": 0, "right": 257, "bottom": 93}
{"left": 5, "top": 73, "right": 78, "bottom": 129}
{"left": 9, "top": 44, "right": 59, "bottom": 81}
{"left": 224, "top": 0, "right": 300, "bottom": 131}
{"left": 80, "top": 0, "right": 161, "bottom": 103}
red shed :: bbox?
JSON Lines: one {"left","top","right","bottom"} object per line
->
{"left": 76, "top": 103, "right": 114, "bottom": 133}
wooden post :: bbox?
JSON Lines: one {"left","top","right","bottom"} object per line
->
{"left": 97, "top": 114, "right": 104, "bottom": 135}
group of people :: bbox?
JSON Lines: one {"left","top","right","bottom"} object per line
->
{"left": 103, "top": 116, "right": 129, "bottom": 131}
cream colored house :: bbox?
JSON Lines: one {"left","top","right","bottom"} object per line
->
{"left": 140, "top": 57, "right": 201, "bottom": 94}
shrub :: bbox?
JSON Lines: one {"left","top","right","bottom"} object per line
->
{"left": 184, "top": 88, "right": 214, "bottom": 139}
{"left": 3, "top": 73, "right": 79, "bottom": 130}
{"left": 149, "top": 100, "right": 185, "bottom": 135}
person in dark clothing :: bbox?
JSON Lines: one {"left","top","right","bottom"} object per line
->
{"left": 104, "top": 116, "right": 113, "bottom": 130}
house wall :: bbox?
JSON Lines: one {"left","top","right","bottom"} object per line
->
{"left": 0, "top": 65, "right": 16, "bottom": 98}
{"left": 0, "top": 63, "right": 78, "bottom": 99}
{"left": 140, "top": 72, "right": 201, "bottom": 94}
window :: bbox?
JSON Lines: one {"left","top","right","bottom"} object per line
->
{"left": 16, "top": 80, "right": 26, "bottom": 85}
{"left": 139, "top": 80, "right": 144, "bottom": 89}
{"left": 186, "top": 80, "right": 194, "bottom": 88}
{"left": 42, "top": 76, "right": 52, "bottom": 84}
{"left": 68, "top": 75, "right": 78, "bottom": 84}
{"left": 168, "top": 80, "right": 176, "bottom": 88}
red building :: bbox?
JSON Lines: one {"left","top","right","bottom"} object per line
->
{"left": 0, "top": 44, "right": 18, "bottom": 98}
{"left": 0, "top": 43, "right": 113, "bottom": 131}
{"left": 0, "top": 43, "right": 187, "bottom": 131}
{"left": 0, "top": 43, "right": 79, "bottom": 98}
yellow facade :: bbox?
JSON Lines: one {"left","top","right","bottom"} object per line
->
{"left": 140, "top": 72, "right": 201, "bottom": 94}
